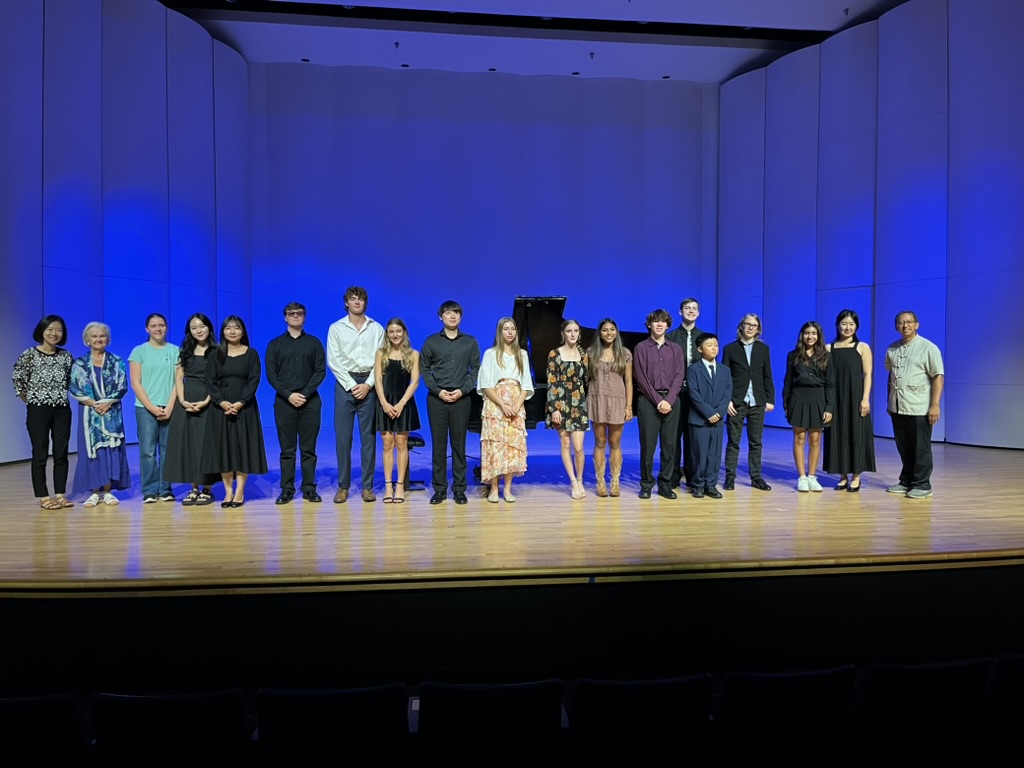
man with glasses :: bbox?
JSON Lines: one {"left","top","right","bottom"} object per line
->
{"left": 885, "top": 311, "right": 944, "bottom": 499}
{"left": 721, "top": 313, "right": 775, "bottom": 491}
{"left": 666, "top": 298, "right": 705, "bottom": 488}
{"left": 266, "top": 302, "right": 327, "bottom": 503}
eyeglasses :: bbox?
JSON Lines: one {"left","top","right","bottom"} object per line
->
{"left": 741, "top": 323, "right": 759, "bottom": 329}
{"left": 897, "top": 320, "right": 917, "bottom": 327}
{"left": 286, "top": 311, "right": 305, "bottom": 317}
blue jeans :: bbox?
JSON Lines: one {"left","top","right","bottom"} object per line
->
{"left": 137, "top": 407, "right": 171, "bottom": 496}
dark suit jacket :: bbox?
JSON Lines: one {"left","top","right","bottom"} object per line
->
{"left": 686, "top": 360, "right": 732, "bottom": 427}
{"left": 721, "top": 339, "right": 775, "bottom": 408}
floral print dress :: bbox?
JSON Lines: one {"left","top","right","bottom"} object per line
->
{"left": 545, "top": 349, "right": 589, "bottom": 431}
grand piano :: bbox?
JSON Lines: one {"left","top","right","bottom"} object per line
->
{"left": 468, "top": 296, "right": 648, "bottom": 432}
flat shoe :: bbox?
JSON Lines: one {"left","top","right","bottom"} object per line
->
{"left": 54, "top": 494, "right": 74, "bottom": 508}
{"left": 488, "top": 492, "right": 499, "bottom": 503}
{"left": 504, "top": 492, "right": 516, "bottom": 503}
{"left": 83, "top": 493, "right": 101, "bottom": 508}
{"left": 195, "top": 489, "right": 214, "bottom": 505}
{"left": 221, "top": 499, "right": 234, "bottom": 508}
{"left": 231, "top": 499, "right": 244, "bottom": 508}
{"left": 102, "top": 493, "right": 119, "bottom": 506}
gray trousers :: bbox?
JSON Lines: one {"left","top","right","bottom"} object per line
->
{"left": 334, "top": 379, "right": 377, "bottom": 490}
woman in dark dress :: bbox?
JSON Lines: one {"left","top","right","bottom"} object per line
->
{"left": 201, "top": 316, "right": 268, "bottom": 507}
{"left": 783, "top": 321, "right": 835, "bottom": 493}
{"left": 165, "top": 313, "right": 219, "bottom": 506}
{"left": 824, "top": 309, "right": 876, "bottom": 492}
{"left": 374, "top": 318, "right": 421, "bottom": 504}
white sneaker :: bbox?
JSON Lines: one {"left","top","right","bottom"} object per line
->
{"left": 103, "top": 493, "right": 119, "bottom": 506}
{"left": 797, "top": 476, "right": 810, "bottom": 492}
{"left": 806, "top": 476, "right": 823, "bottom": 492}
{"left": 84, "top": 493, "right": 100, "bottom": 508}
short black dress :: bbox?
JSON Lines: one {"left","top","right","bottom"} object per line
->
{"left": 782, "top": 350, "right": 836, "bottom": 430}
{"left": 375, "top": 358, "right": 421, "bottom": 433}
{"left": 200, "top": 348, "right": 269, "bottom": 475}
{"left": 164, "top": 352, "right": 220, "bottom": 485}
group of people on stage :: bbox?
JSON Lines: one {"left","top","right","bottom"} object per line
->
{"left": 12, "top": 289, "right": 944, "bottom": 509}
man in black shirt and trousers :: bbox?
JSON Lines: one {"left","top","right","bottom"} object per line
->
{"left": 265, "top": 302, "right": 327, "bottom": 503}
{"left": 420, "top": 300, "right": 480, "bottom": 505}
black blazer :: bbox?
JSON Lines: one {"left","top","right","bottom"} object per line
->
{"left": 721, "top": 339, "right": 775, "bottom": 408}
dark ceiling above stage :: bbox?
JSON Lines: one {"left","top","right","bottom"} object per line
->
{"left": 161, "top": 0, "right": 911, "bottom": 83}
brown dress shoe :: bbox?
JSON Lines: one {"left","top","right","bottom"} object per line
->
{"left": 361, "top": 488, "right": 376, "bottom": 502}
{"left": 333, "top": 488, "right": 349, "bottom": 504}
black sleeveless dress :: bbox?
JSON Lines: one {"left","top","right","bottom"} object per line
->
{"left": 376, "top": 358, "right": 421, "bottom": 432}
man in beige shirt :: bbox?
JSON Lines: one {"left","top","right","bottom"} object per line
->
{"left": 884, "top": 311, "right": 944, "bottom": 499}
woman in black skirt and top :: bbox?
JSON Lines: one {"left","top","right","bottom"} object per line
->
{"left": 783, "top": 321, "right": 835, "bottom": 493}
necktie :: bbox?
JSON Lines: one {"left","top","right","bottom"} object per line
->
{"left": 709, "top": 365, "right": 715, "bottom": 377}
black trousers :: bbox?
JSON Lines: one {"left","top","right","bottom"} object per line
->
{"left": 426, "top": 394, "right": 471, "bottom": 494}
{"left": 725, "top": 402, "right": 766, "bottom": 481}
{"left": 274, "top": 394, "right": 322, "bottom": 493}
{"left": 26, "top": 403, "right": 72, "bottom": 497}
{"left": 672, "top": 388, "right": 695, "bottom": 486}
{"left": 638, "top": 395, "right": 679, "bottom": 492}
{"left": 889, "top": 412, "right": 934, "bottom": 489}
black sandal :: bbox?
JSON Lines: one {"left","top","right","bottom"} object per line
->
{"left": 182, "top": 489, "right": 200, "bottom": 506}
{"left": 195, "top": 489, "right": 214, "bottom": 506}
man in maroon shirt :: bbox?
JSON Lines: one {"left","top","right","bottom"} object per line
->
{"left": 633, "top": 309, "right": 686, "bottom": 499}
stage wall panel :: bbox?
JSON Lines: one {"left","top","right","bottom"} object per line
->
{"left": 947, "top": 0, "right": 1024, "bottom": 446}
{"left": 0, "top": 0, "right": 44, "bottom": 463}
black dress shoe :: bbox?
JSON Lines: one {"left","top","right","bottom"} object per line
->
{"left": 657, "top": 487, "right": 678, "bottom": 500}
{"left": 453, "top": 491, "right": 468, "bottom": 505}
{"left": 704, "top": 486, "right": 723, "bottom": 499}
{"left": 302, "top": 491, "right": 323, "bottom": 502}
{"left": 430, "top": 492, "right": 446, "bottom": 505}
{"left": 275, "top": 490, "right": 295, "bottom": 505}
{"left": 691, "top": 488, "right": 705, "bottom": 499}
{"left": 231, "top": 499, "right": 245, "bottom": 508}
{"left": 723, "top": 480, "right": 735, "bottom": 491}
{"left": 751, "top": 478, "right": 772, "bottom": 491}
{"left": 638, "top": 489, "right": 652, "bottom": 499}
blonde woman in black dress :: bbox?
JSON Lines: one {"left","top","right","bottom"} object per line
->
{"left": 374, "top": 318, "right": 421, "bottom": 504}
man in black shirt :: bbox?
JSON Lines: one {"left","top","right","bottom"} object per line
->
{"left": 666, "top": 297, "right": 705, "bottom": 488}
{"left": 420, "top": 300, "right": 480, "bottom": 505}
{"left": 265, "top": 302, "right": 327, "bottom": 503}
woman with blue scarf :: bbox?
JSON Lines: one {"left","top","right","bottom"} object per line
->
{"left": 70, "top": 322, "right": 131, "bottom": 506}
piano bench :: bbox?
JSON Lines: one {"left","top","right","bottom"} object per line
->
{"left": 404, "top": 432, "right": 427, "bottom": 491}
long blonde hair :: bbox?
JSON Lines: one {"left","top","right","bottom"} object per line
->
{"left": 380, "top": 318, "right": 415, "bottom": 373}
{"left": 491, "top": 316, "right": 524, "bottom": 377}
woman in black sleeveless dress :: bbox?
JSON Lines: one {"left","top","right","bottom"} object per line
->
{"left": 374, "top": 318, "right": 421, "bottom": 503}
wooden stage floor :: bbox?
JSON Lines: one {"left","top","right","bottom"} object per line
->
{"left": 2, "top": 426, "right": 1023, "bottom": 596}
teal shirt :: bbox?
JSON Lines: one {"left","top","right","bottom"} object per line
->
{"left": 128, "top": 341, "right": 180, "bottom": 408}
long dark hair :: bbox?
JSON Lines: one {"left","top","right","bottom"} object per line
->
{"left": 793, "top": 321, "right": 829, "bottom": 371}
{"left": 178, "top": 313, "right": 215, "bottom": 365}
{"left": 217, "top": 315, "right": 250, "bottom": 364}
{"left": 832, "top": 309, "right": 861, "bottom": 346}
{"left": 588, "top": 318, "right": 628, "bottom": 379}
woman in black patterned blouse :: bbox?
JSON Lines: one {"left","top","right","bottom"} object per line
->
{"left": 11, "top": 315, "right": 75, "bottom": 509}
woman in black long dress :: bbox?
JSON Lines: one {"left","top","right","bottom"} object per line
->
{"left": 824, "top": 309, "right": 876, "bottom": 492}
{"left": 782, "top": 321, "right": 835, "bottom": 493}
{"left": 201, "top": 316, "right": 268, "bottom": 507}
{"left": 165, "top": 313, "right": 219, "bottom": 506}
{"left": 373, "top": 318, "right": 420, "bottom": 504}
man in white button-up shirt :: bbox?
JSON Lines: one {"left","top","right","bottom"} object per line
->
{"left": 326, "top": 286, "right": 384, "bottom": 503}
